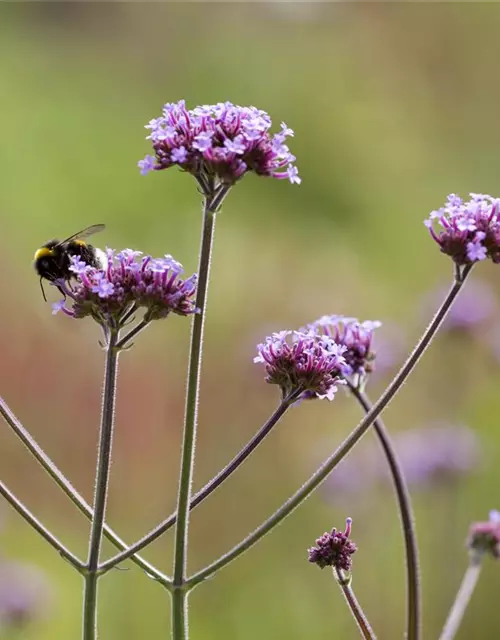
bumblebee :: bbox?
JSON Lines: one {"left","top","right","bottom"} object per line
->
{"left": 33, "top": 224, "right": 106, "bottom": 301}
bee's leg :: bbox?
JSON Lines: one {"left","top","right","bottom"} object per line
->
{"left": 39, "top": 277, "right": 47, "bottom": 303}
{"left": 55, "top": 283, "right": 67, "bottom": 300}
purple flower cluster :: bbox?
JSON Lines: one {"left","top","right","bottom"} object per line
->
{"left": 304, "top": 315, "right": 381, "bottom": 378}
{"left": 254, "top": 330, "right": 347, "bottom": 401}
{"left": 138, "top": 100, "right": 300, "bottom": 186}
{"left": 425, "top": 193, "right": 500, "bottom": 265}
{"left": 468, "top": 510, "right": 500, "bottom": 559}
{"left": 308, "top": 518, "right": 357, "bottom": 571}
{"left": 52, "top": 249, "right": 198, "bottom": 325}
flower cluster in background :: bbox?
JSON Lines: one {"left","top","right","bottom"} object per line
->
{"left": 138, "top": 100, "right": 300, "bottom": 186}
{"left": 425, "top": 193, "right": 500, "bottom": 265}
{"left": 324, "top": 424, "right": 481, "bottom": 496}
{"left": 52, "top": 249, "right": 198, "bottom": 326}
{"left": 308, "top": 518, "right": 357, "bottom": 571}
{"left": 0, "top": 512, "right": 52, "bottom": 632}
{"left": 254, "top": 330, "right": 347, "bottom": 401}
{"left": 369, "top": 323, "right": 407, "bottom": 379}
{"left": 0, "top": 561, "right": 51, "bottom": 630}
{"left": 425, "top": 280, "right": 497, "bottom": 336}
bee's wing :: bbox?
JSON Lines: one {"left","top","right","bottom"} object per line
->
{"left": 56, "top": 224, "right": 106, "bottom": 248}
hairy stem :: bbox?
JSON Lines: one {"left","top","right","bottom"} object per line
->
{"left": 172, "top": 185, "right": 229, "bottom": 638}
{"left": 335, "top": 568, "right": 377, "bottom": 640}
{"left": 0, "top": 397, "right": 168, "bottom": 584}
{"left": 171, "top": 588, "right": 188, "bottom": 640}
{"left": 188, "top": 266, "right": 472, "bottom": 586}
{"left": 101, "top": 391, "right": 300, "bottom": 573}
{"left": 0, "top": 480, "right": 84, "bottom": 570}
{"left": 439, "top": 559, "right": 482, "bottom": 640}
{"left": 173, "top": 198, "right": 215, "bottom": 586}
{"left": 349, "top": 384, "right": 420, "bottom": 640}
{"left": 83, "top": 330, "right": 119, "bottom": 640}
{"left": 116, "top": 319, "right": 151, "bottom": 349}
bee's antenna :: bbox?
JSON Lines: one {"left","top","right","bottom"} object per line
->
{"left": 39, "top": 277, "right": 47, "bottom": 302}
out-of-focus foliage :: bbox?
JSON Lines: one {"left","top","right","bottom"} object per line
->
{"left": 1, "top": 3, "right": 500, "bottom": 638}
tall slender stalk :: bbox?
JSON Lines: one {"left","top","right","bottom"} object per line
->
{"left": 0, "top": 397, "right": 168, "bottom": 585}
{"left": 188, "top": 266, "right": 472, "bottom": 587}
{"left": 83, "top": 329, "right": 120, "bottom": 640}
{"left": 171, "top": 184, "right": 230, "bottom": 639}
{"left": 101, "top": 390, "right": 301, "bottom": 574}
{"left": 348, "top": 384, "right": 420, "bottom": 640}
{"left": 172, "top": 198, "right": 215, "bottom": 585}
{"left": 439, "top": 559, "right": 482, "bottom": 640}
{"left": 335, "top": 568, "right": 377, "bottom": 640}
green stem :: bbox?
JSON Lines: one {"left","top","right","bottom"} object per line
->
{"left": 116, "top": 319, "right": 151, "bottom": 349}
{"left": 349, "top": 385, "right": 420, "bottom": 640}
{"left": 0, "top": 397, "right": 168, "bottom": 585}
{"left": 188, "top": 266, "right": 472, "bottom": 587}
{"left": 100, "top": 392, "right": 300, "bottom": 574}
{"left": 335, "top": 568, "right": 377, "bottom": 640}
{"left": 0, "top": 480, "right": 84, "bottom": 570}
{"left": 173, "top": 198, "right": 215, "bottom": 586}
{"left": 172, "top": 185, "right": 229, "bottom": 638}
{"left": 171, "top": 588, "right": 188, "bottom": 640}
{"left": 438, "top": 559, "right": 482, "bottom": 640}
{"left": 83, "top": 330, "right": 120, "bottom": 640}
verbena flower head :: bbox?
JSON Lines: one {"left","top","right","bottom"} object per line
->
{"left": 468, "top": 510, "right": 500, "bottom": 559}
{"left": 424, "top": 193, "right": 500, "bottom": 265}
{"left": 308, "top": 518, "right": 357, "bottom": 571}
{"left": 254, "top": 330, "right": 347, "bottom": 401}
{"left": 139, "top": 100, "right": 300, "bottom": 186}
{"left": 304, "top": 315, "right": 381, "bottom": 378}
{"left": 52, "top": 249, "right": 197, "bottom": 328}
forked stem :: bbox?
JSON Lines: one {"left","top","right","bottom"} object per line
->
{"left": 100, "top": 390, "right": 300, "bottom": 574}
{"left": 0, "top": 397, "right": 169, "bottom": 585}
{"left": 0, "top": 480, "right": 84, "bottom": 570}
{"left": 188, "top": 265, "right": 472, "bottom": 587}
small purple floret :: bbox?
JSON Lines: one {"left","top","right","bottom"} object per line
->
{"left": 51, "top": 300, "right": 66, "bottom": 315}
{"left": 140, "top": 100, "right": 300, "bottom": 186}
{"left": 424, "top": 193, "right": 500, "bottom": 265}
{"left": 137, "top": 154, "right": 156, "bottom": 176}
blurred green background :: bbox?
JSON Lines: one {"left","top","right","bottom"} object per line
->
{"left": 1, "top": 3, "right": 500, "bottom": 638}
